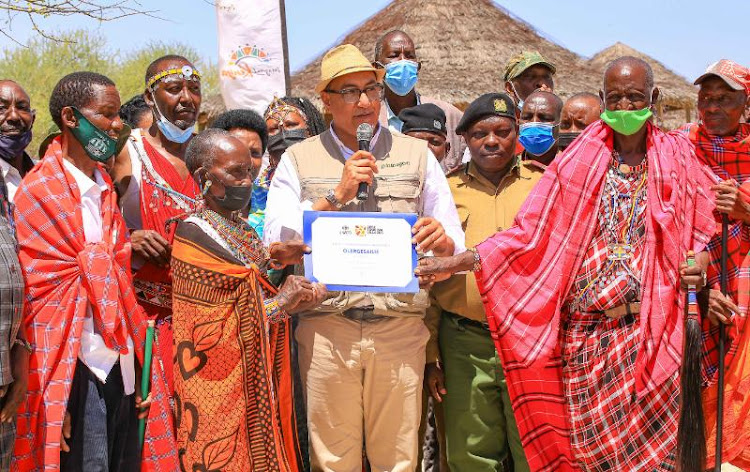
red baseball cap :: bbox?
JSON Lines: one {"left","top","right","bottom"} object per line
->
{"left": 694, "top": 59, "right": 750, "bottom": 94}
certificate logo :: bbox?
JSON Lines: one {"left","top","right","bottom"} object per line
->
{"left": 340, "top": 225, "right": 352, "bottom": 235}
{"left": 354, "top": 225, "right": 384, "bottom": 237}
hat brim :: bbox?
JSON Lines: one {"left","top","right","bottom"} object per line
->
{"left": 508, "top": 60, "right": 557, "bottom": 81}
{"left": 694, "top": 72, "right": 745, "bottom": 91}
{"left": 455, "top": 112, "right": 516, "bottom": 135}
{"left": 316, "top": 67, "right": 386, "bottom": 93}
{"left": 402, "top": 127, "right": 447, "bottom": 137}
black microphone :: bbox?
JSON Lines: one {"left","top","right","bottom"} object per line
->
{"left": 356, "top": 123, "right": 374, "bottom": 201}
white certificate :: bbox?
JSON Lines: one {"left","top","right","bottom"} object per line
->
{"left": 303, "top": 211, "right": 419, "bottom": 293}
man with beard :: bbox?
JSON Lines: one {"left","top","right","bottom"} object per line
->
{"left": 111, "top": 55, "right": 202, "bottom": 396}
{"left": 0, "top": 79, "right": 33, "bottom": 471}
{"left": 373, "top": 30, "right": 466, "bottom": 172}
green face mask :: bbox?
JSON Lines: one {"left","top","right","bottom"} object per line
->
{"left": 69, "top": 108, "right": 117, "bottom": 163}
{"left": 600, "top": 108, "right": 653, "bottom": 136}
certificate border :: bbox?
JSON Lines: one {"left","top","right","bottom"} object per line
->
{"left": 303, "top": 211, "right": 419, "bottom": 293}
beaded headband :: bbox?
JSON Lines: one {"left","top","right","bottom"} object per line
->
{"left": 264, "top": 96, "right": 307, "bottom": 122}
{"left": 146, "top": 65, "right": 202, "bottom": 90}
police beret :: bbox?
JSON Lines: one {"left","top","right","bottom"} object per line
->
{"left": 455, "top": 93, "right": 516, "bottom": 134}
{"left": 399, "top": 103, "right": 447, "bottom": 136}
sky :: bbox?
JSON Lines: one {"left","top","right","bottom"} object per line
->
{"left": 1, "top": 0, "right": 748, "bottom": 82}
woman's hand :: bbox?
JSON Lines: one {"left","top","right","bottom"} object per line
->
{"left": 276, "top": 275, "right": 328, "bottom": 313}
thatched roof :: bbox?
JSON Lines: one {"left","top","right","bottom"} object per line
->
{"left": 197, "top": 93, "right": 227, "bottom": 130}
{"left": 588, "top": 42, "right": 697, "bottom": 110}
{"left": 290, "top": 0, "right": 604, "bottom": 108}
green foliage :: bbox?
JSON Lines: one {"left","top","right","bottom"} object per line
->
{"left": 0, "top": 29, "right": 217, "bottom": 157}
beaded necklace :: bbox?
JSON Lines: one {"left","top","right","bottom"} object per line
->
{"left": 572, "top": 152, "right": 648, "bottom": 309}
{"left": 130, "top": 132, "right": 196, "bottom": 213}
{"left": 195, "top": 209, "right": 269, "bottom": 269}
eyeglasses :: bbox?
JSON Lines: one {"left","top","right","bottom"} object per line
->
{"left": 324, "top": 83, "right": 384, "bottom": 104}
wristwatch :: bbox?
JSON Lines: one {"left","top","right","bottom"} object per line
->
{"left": 325, "top": 189, "right": 344, "bottom": 210}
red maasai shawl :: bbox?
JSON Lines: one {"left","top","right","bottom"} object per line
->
{"left": 683, "top": 122, "right": 750, "bottom": 467}
{"left": 474, "top": 121, "right": 716, "bottom": 472}
{"left": 135, "top": 133, "right": 198, "bottom": 315}
{"left": 11, "top": 138, "right": 178, "bottom": 471}
{"left": 133, "top": 131, "right": 199, "bottom": 395}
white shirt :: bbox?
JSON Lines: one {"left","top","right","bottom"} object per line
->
{"left": 384, "top": 93, "right": 422, "bottom": 132}
{"left": 0, "top": 158, "right": 23, "bottom": 201}
{"left": 264, "top": 126, "right": 466, "bottom": 255}
{"left": 62, "top": 159, "right": 135, "bottom": 394}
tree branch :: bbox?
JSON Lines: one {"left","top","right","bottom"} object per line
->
{"left": 0, "top": 0, "right": 161, "bottom": 45}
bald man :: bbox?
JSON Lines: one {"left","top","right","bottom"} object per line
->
{"left": 373, "top": 29, "right": 466, "bottom": 172}
{"left": 416, "top": 56, "right": 718, "bottom": 472}
{"left": 559, "top": 92, "right": 600, "bottom": 150}
{"left": 519, "top": 90, "right": 563, "bottom": 168}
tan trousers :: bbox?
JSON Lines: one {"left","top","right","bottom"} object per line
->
{"left": 296, "top": 315, "right": 429, "bottom": 472}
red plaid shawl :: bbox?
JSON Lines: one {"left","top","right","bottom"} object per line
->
{"left": 11, "top": 138, "right": 178, "bottom": 471}
{"left": 683, "top": 122, "right": 750, "bottom": 466}
{"left": 475, "top": 121, "right": 716, "bottom": 472}
{"left": 683, "top": 123, "right": 750, "bottom": 378}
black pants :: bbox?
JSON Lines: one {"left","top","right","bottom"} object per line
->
{"left": 61, "top": 360, "right": 140, "bottom": 472}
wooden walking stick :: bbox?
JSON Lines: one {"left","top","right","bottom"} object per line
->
{"left": 139, "top": 320, "right": 156, "bottom": 447}
{"left": 714, "top": 215, "right": 729, "bottom": 471}
{"left": 677, "top": 250, "right": 706, "bottom": 472}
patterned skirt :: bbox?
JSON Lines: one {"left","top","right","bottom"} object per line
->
{"left": 562, "top": 311, "right": 678, "bottom": 472}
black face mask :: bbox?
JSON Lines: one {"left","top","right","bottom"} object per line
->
{"left": 557, "top": 132, "right": 581, "bottom": 151}
{"left": 207, "top": 173, "right": 253, "bottom": 212}
{"left": 267, "top": 128, "right": 307, "bottom": 155}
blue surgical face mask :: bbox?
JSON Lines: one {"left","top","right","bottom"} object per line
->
{"left": 154, "top": 101, "right": 194, "bottom": 144}
{"left": 519, "top": 122, "right": 557, "bottom": 156}
{"left": 384, "top": 60, "right": 419, "bottom": 96}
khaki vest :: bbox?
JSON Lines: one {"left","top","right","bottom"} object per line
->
{"left": 286, "top": 128, "right": 431, "bottom": 317}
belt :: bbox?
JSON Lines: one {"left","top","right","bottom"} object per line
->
{"left": 444, "top": 310, "right": 490, "bottom": 331}
{"left": 342, "top": 307, "right": 389, "bottom": 323}
{"left": 603, "top": 302, "right": 641, "bottom": 319}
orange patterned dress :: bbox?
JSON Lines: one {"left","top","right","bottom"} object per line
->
{"left": 170, "top": 216, "right": 301, "bottom": 472}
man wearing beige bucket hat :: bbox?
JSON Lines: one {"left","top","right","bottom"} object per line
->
{"left": 265, "top": 43, "right": 465, "bottom": 472}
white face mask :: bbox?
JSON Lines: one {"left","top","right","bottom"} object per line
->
{"left": 153, "top": 100, "right": 194, "bottom": 144}
{"left": 510, "top": 81, "right": 524, "bottom": 110}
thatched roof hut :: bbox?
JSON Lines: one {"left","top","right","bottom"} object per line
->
{"left": 588, "top": 42, "right": 697, "bottom": 127}
{"left": 197, "top": 93, "right": 227, "bottom": 131}
{"left": 290, "top": 0, "right": 604, "bottom": 109}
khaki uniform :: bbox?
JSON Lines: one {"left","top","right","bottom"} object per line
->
{"left": 428, "top": 157, "right": 542, "bottom": 472}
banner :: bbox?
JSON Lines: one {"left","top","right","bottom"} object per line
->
{"left": 216, "top": 0, "right": 289, "bottom": 115}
